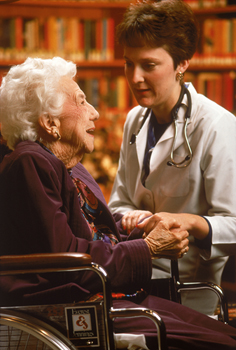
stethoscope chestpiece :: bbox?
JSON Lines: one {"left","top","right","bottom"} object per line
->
{"left": 167, "top": 155, "right": 191, "bottom": 167}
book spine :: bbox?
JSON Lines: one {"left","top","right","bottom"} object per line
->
{"left": 96, "top": 19, "right": 102, "bottom": 60}
{"left": 84, "top": 20, "right": 91, "bottom": 60}
{"left": 15, "top": 17, "right": 23, "bottom": 51}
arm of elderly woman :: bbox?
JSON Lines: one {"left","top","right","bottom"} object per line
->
{"left": 0, "top": 141, "right": 189, "bottom": 294}
{"left": 0, "top": 142, "right": 152, "bottom": 290}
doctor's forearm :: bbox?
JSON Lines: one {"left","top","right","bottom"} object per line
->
{"left": 155, "top": 212, "right": 210, "bottom": 240}
{"left": 185, "top": 214, "right": 210, "bottom": 240}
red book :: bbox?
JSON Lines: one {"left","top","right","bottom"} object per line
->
{"left": 107, "top": 17, "right": 114, "bottom": 60}
{"left": 78, "top": 20, "right": 84, "bottom": 59}
{"left": 206, "top": 79, "right": 215, "bottom": 102}
{"left": 96, "top": 19, "right": 102, "bottom": 59}
{"left": 214, "top": 75, "right": 223, "bottom": 106}
{"left": 44, "top": 19, "right": 49, "bottom": 51}
{"left": 222, "top": 73, "right": 233, "bottom": 112}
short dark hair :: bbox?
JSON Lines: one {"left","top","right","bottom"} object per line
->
{"left": 116, "top": 0, "right": 199, "bottom": 69}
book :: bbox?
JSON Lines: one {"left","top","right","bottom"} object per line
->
{"left": 84, "top": 19, "right": 91, "bottom": 60}
{"left": 106, "top": 17, "right": 114, "bottom": 61}
{"left": 47, "top": 17, "right": 58, "bottom": 53}
{"left": 222, "top": 72, "right": 234, "bottom": 112}
{"left": 96, "top": 19, "right": 102, "bottom": 60}
{"left": 0, "top": 19, "right": 10, "bottom": 49}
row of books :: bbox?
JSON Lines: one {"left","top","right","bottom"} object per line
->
{"left": 1, "top": 17, "right": 236, "bottom": 66}
{"left": 76, "top": 75, "right": 135, "bottom": 111}
{"left": 186, "top": 71, "right": 236, "bottom": 112}
{"left": 76, "top": 71, "right": 236, "bottom": 113}
{"left": 201, "top": 18, "right": 236, "bottom": 56}
{"left": 0, "top": 16, "right": 114, "bottom": 61}
{"left": 76, "top": 72, "right": 236, "bottom": 113}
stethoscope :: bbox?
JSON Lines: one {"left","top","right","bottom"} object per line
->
{"left": 129, "top": 84, "right": 193, "bottom": 168}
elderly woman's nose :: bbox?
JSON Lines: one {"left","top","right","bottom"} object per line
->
{"left": 90, "top": 104, "right": 99, "bottom": 120}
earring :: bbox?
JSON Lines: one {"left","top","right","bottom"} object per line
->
{"left": 55, "top": 131, "right": 61, "bottom": 141}
{"left": 176, "top": 72, "right": 184, "bottom": 83}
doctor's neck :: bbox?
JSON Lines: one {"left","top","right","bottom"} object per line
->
{"left": 152, "top": 85, "right": 183, "bottom": 124}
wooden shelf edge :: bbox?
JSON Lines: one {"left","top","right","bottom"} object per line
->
{"left": 8, "top": 0, "right": 132, "bottom": 8}
{"left": 5, "top": 1, "right": 236, "bottom": 12}
{"left": 194, "top": 5, "right": 236, "bottom": 14}
{"left": 1, "top": 60, "right": 236, "bottom": 72}
{"left": 189, "top": 64, "right": 236, "bottom": 72}
{"left": 0, "top": 59, "right": 125, "bottom": 68}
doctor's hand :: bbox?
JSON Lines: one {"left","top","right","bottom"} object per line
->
{"left": 121, "top": 210, "right": 153, "bottom": 234}
{"left": 149, "top": 212, "right": 209, "bottom": 241}
{"left": 138, "top": 214, "right": 189, "bottom": 259}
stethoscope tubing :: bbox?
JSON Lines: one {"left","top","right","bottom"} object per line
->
{"left": 169, "top": 117, "right": 192, "bottom": 168}
{"left": 129, "top": 85, "right": 193, "bottom": 168}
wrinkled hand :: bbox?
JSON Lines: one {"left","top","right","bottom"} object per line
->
{"left": 138, "top": 214, "right": 189, "bottom": 259}
{"left": 122, "top": 210, "right": 153, "bottom": 234}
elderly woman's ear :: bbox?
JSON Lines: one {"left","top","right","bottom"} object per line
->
{"left": 38, "top": 113, "right": 61, "bottom": 142}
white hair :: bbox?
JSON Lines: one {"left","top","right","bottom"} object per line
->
{"left": 0, "top": 57, "right": 77, "bottom": 150}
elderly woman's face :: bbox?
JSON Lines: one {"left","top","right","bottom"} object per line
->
{"left": 58, "top": 77, "right": 99, "bottom": 166}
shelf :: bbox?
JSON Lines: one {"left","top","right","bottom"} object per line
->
{"left": 5, "top": 1, "right": 236, "bottom": 11}
{"left": 1, "top": 60, "right": 236, "bottom": 73}
{"left": 0, "top": 0, "right": 130, "bottom": 17}
{"left": 194, "top": 5, "right": 236, "bottom": 15}
{"left": 0, "top": 1, "right": 130, "bottom": 18}
{"left": 9, "top": 0, "right": 131, "bottom": 8}
{"left": 0, "top": 59, "right": 125, "bottom": 68}
{"left": 189, "top": 63, "right": 236, "bottom": 71}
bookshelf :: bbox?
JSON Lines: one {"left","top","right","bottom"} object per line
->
{"left": 0, "top": 0, "right": 236, "bottom": 200}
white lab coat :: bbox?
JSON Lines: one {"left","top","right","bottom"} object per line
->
{"left": 109, "top": 83, "right": 236, "bottom": 314}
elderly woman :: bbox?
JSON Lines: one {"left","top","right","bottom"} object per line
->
{"left": 108, "top": 0, "right": 236, "bottom": 316}
{"left": 0, "top": 57, "right": 236, "bottom": 350}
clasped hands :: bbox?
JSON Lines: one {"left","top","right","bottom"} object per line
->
{"left": 122, "top": 210, "right": 189, "bottom": 260}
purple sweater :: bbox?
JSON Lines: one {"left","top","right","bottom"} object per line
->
{"left": 0, "top": 141, "right": 151, "bottom": 305}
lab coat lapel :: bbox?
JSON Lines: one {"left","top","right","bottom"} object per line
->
{"left": 152, "top": 90, "right": 196, "bottom": 162}
{"left": 135, "top": 110, "right": 150, "bottom": 170}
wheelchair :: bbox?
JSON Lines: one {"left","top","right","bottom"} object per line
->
{"left": 0, "top": 253, "right": 167, "bottom": 350}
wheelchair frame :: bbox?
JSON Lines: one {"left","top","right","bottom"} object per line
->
{"left": 0, "top": 252, "right": 167, "bottom": 350}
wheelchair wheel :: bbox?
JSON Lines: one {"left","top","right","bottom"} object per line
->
{"left": 0, "top": 309, "right": 77, "bottom": 350}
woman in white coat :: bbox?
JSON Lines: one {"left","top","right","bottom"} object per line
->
{"left": 108, "top": 0, "right": 236, "bottom": 316}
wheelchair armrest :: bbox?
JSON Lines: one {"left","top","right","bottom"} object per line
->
{"left": 0, "top": 253, "right": 92, "bottom": 275}
{"left": 176, "top": 281, "right": 229, "bottom": 324}
{"left": 110, "top": 307, "right": 167, "bottom": 350}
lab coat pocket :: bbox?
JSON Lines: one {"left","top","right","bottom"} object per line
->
{"left": 159, "top": 156, "right": 190, "bottom": 197}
